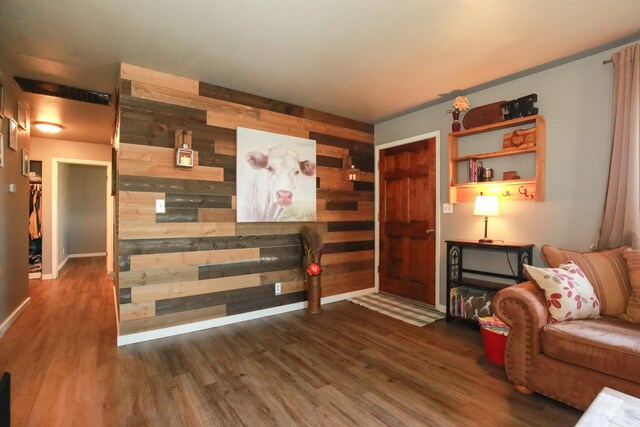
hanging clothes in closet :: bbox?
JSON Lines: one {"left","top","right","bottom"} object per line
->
{"left": 29, "top": 176, "right": 43, "bottom": 274}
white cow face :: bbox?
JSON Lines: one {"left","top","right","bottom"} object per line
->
{"left": 246, "top": 145, "right": 316, "bottom": 206}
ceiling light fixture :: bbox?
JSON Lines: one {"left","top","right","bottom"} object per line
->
{"left": 33, "top": 122, "right": 63, "bottom": 133}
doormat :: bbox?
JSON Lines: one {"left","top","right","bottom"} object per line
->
{"left": 348, "top": 293, "right": 445, "bottom": 327}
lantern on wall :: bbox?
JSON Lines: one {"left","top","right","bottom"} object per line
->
{"left": 175, "top": 130, "right": 194, "bottom": 168}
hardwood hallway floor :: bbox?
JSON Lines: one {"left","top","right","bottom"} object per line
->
{"left": 0, "top": 257, "right": 581, "bottom": 426}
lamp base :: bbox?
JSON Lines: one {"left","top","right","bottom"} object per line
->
{"left": 478, "top": 238, "right": 493, "bottom": 243}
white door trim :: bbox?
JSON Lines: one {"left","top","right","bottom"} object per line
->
{"left": 374, "top": 131, "right": 446, "bottom": 312}
{"left": 51, "top": 158, "right": 113, "bottom": 278}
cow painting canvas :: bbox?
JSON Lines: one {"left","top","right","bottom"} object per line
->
{"left": 237, "top": 127, "right": 317, "bottom": 222}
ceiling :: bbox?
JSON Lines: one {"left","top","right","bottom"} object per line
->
{"left": 1, "top": 0, "right": 639, "bottom": 145}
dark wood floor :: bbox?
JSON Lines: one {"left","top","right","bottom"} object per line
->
{"left": 0, "top": 257, "right": 581, "bottom": 426}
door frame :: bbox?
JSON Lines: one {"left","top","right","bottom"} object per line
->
{"left": 51, "top": 157, "right": 113, "bottom": 278}
{"left": 374, "top": 131, "right": 445, "bottom": 312}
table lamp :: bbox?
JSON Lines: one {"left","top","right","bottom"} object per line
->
{"left": 473, "top": 194, "right": 499, "bottom": 243}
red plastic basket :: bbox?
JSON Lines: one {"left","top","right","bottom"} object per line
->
{"left": 480, "top": 327, "right": 508, "bottom": 366}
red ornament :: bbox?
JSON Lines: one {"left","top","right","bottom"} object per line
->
{"left": 306, "top": 263, "right": 321, "bottom": 276}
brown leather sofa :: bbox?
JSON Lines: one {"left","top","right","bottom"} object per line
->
{"left": 493, "top": 282, "right": 640, "bottom": 410}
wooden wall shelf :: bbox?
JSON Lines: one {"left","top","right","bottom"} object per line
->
{"left": 448, "top": 115, "right": 546, "bottom": 203}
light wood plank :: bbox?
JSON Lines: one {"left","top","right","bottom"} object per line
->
{"left": 317, "top": 210, "right": 374, "bottom": 222}
{"left": 281, "top": 281, "right": 304, "bottom": 295}
{"left": 131, "top": 274, "right": 262, "bottom": 303}
{"left": 119, "top": 223, "right": 236, "bottom": 239}
{"left": 260, "top": 269, "right": 303, "bottom": 285}
{"left": 321, "top": 270, "right": 374, "bottom": 297}
{"left": 130, "top": 247, "right": 260, "bottom": 271}
{"left": 214, "top": 140, "right": 236, "bottom": 155}
{"left": 119, "top": 191, "right": 165, "bottom": 204}
{"left": 317, "top": 144, "right": 349, "bottom": 159}
{"left": 207, "top": 110, "right": 309, "bottom": 139}
{"left": 198, "top": 208, "right": 237, "bottom": 223}
{"left": 120, "top": 301, "right": 156, "bottom": 321}
{"left": 118, "top": 205, "right": 156, "bottom": 224}
{"left": 119, "top": 266, "right": 199, "bottom": 288}
{"left": 323, "top": 250, "right": 374, "bottom": 266}
{"left": 317, "top": 166, "right": 353, "bottom": 190}
{"left": 121, "top": 63, "right": 199, "bottom": 94}
{"left": 120, "top": 143, "right": 200, "bottom": 164}
{"left": 119, "top": 158, "right": 224, "bottom": 181}
{"left": 235, "top": 222, "right": 324, "bottom": 236}
{"left": 324, "top": 231, "right": 375, "bottom": 244}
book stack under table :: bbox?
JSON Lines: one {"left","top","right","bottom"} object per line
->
{"left": 445, "top": 240, "right": 534, "bottom": 323}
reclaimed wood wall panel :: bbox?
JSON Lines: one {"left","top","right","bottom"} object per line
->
{"left": 117, "top": 64, "right": 375, "bottom": 335}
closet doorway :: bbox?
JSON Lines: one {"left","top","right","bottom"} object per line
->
{"left": 51, "top": 158, "right": 113, "bottom": 279}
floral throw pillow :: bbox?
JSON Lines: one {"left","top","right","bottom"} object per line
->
{"left": 524, "top": 262, "right": 600, "bottom": 322}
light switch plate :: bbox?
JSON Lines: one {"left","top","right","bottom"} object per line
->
{"left": 8, "top": 184, "right": 15, "bottom": 193}
{"left": 156, "top": 199, "right": 166, "bottom": 214}
{"left": 443, "top": 203, "right": 453, "bottom": 214}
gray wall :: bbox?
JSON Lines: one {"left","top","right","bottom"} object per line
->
{"left": 57, "top": 162, "right": 71, "bottom": 266}
{"left": 375, "top": 40, "right": 638, "bottom": 307}
{"left": 67, "top": 164, "right": 106, "bottom": 255}
{"left": 0, "top": 71, "right": 30, "bottom": 326}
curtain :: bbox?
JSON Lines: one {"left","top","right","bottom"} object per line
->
{"left": 599, "top": 43, "right": 640, "bottom": 249}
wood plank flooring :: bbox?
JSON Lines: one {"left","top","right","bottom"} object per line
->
{"left": 0, "top": 257, "right": 581, "bottom": 426}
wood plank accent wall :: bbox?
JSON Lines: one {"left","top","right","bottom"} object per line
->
{"left": 117, "top": 64, "right": 375, "bottom": 335}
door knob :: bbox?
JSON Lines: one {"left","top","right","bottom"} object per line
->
{"left": 426, "top": 228, "right": 435, "bottom": 235}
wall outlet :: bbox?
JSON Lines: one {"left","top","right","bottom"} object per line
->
{"left": 274, "top": 282, "right": 281, "bottom": 295}
{"left": 442, "top": 203, "right": 453, "bottom": 214}
{"left": 156, "top": 199, "right": 166, "bottom": 214}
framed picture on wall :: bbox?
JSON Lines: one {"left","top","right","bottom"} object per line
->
{"left": 0, "top": 133, "right": 4, "bottom": 168}
{"left": 22, "top": 149, "right": 29, "bottom": 176}
{"left": 8, "top": 118, "right": 17, "bottom": 151}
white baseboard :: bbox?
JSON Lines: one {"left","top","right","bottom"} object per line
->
{"left": 112, "top": 285, "right": 120, "bottom": 337}
{"left": 70, "top": 252, "right": 107, "bottom": 258}
{"left": 436, "top": 303, "right": 447, "bottom": 313}
{"left": 117, "top": 286, "right": 376, "bottom": 346}
{"left": 0, "top": 297, "right": 31, "bottom": 338}
{"left": 42, "top": 274, "right": 54, "bottom": 280}
{"left": 29, "top": 272, "right": 42, "bottom": 279}
{"left": 58, "top": 255, "right": 70, "bottom": 272}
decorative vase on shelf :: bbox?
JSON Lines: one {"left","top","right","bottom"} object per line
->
{"left": 452, "top": 111, "right": 461, "bottom": 132}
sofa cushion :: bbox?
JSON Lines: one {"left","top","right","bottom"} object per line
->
{"left": 621, "top": 248, "right": 640, "bottom": 322}
{"left": 541, "top": 245, "right": 631, "bottom": 316}
{"left": 524, "top": 263, "right": 600, "bottom": 322}
{"left": 542, "top": 317, "right": 640, "bottom": 383}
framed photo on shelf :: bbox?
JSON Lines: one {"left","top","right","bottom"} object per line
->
{"left": 8, "top": 118, "right": 17, "bottom": 151}
{"left": 22, "top": 149, "right": 29, "bottom": 176}
{"left": 0, "top": 133, "right": 4, "bottom": 168}
{"left": 17, "top": 101, "right": 27, "bottom": 130}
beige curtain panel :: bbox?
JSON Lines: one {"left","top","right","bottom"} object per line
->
{"left": 599, "top": 43, "right": 640, "bottom": 249}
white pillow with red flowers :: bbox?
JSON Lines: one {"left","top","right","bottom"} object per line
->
{"left": 524, "top": 262, "right": 600, "bottom": 322}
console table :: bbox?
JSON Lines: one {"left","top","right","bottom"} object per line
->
{"left": 446, "top": 239, "right": 534, "bottom": 322}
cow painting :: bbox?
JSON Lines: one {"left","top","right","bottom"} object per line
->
{"left": 237, "top": 128, "right": 316, "bottom": 222}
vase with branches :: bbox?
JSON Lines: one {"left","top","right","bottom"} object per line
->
{"left": 301, "top": 225, "right": 324, "bottom": 314}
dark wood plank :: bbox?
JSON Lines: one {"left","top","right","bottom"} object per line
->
{"left": 302, "top": 107, "right": 374, "bottom": 134}
{"left": 165, "top": 193, "right": 232, "bottom": 209}
{"left": 323, "top": 241, "right": 375, "bottom": 254}
{"left": 156, "top": 285, "right": 276, "bottom": 316}
{"left": 119, "top": 234, "right": 302, "bottom": 257}
{"left": 156, "top": 208, "right": 198, "bottom": 223}
{"left": 353, "top": 181, "right": 374, "bottom": 192}
{"left": 325, "top": 200, "right": 359, "bottom": 211}
{"left": 227, "top": 291, "right": 307, "bottom": 316}
{"left": 310, "top": 132, "right": 374, "bottom": 157}
{"left": 120, "top": 287, "right": 132, "bottom": 304}
{"left": 316, "top": 155, "right": 344, "bottom": 169}
{"left": 317, "top": 188, "right": 374, "bottom": 202}
{"left": 327, "top": 221, "right": 375, "bottom": 232}
{"left": 199, "top": 257, "right": 301, "bottom": 280}
{"left": 120, "top": 176, "right": 235, "bottom": 195}
{"left": 199, "top": 81, "right": 305, "bottom": 117}
{"left": 196, "top": 152, "right": 236, "bottom": 168}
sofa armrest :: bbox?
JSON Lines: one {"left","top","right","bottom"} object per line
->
{"left": 493, "top": 281, "right": 549, "bottom": 387}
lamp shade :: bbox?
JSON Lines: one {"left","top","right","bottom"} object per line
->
{"left": 473, "top": 195, "right": 499, "bottom": 216}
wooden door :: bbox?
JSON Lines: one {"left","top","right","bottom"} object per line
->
{"left": 379, "top": 138, "right": 436, "bottom": 305}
